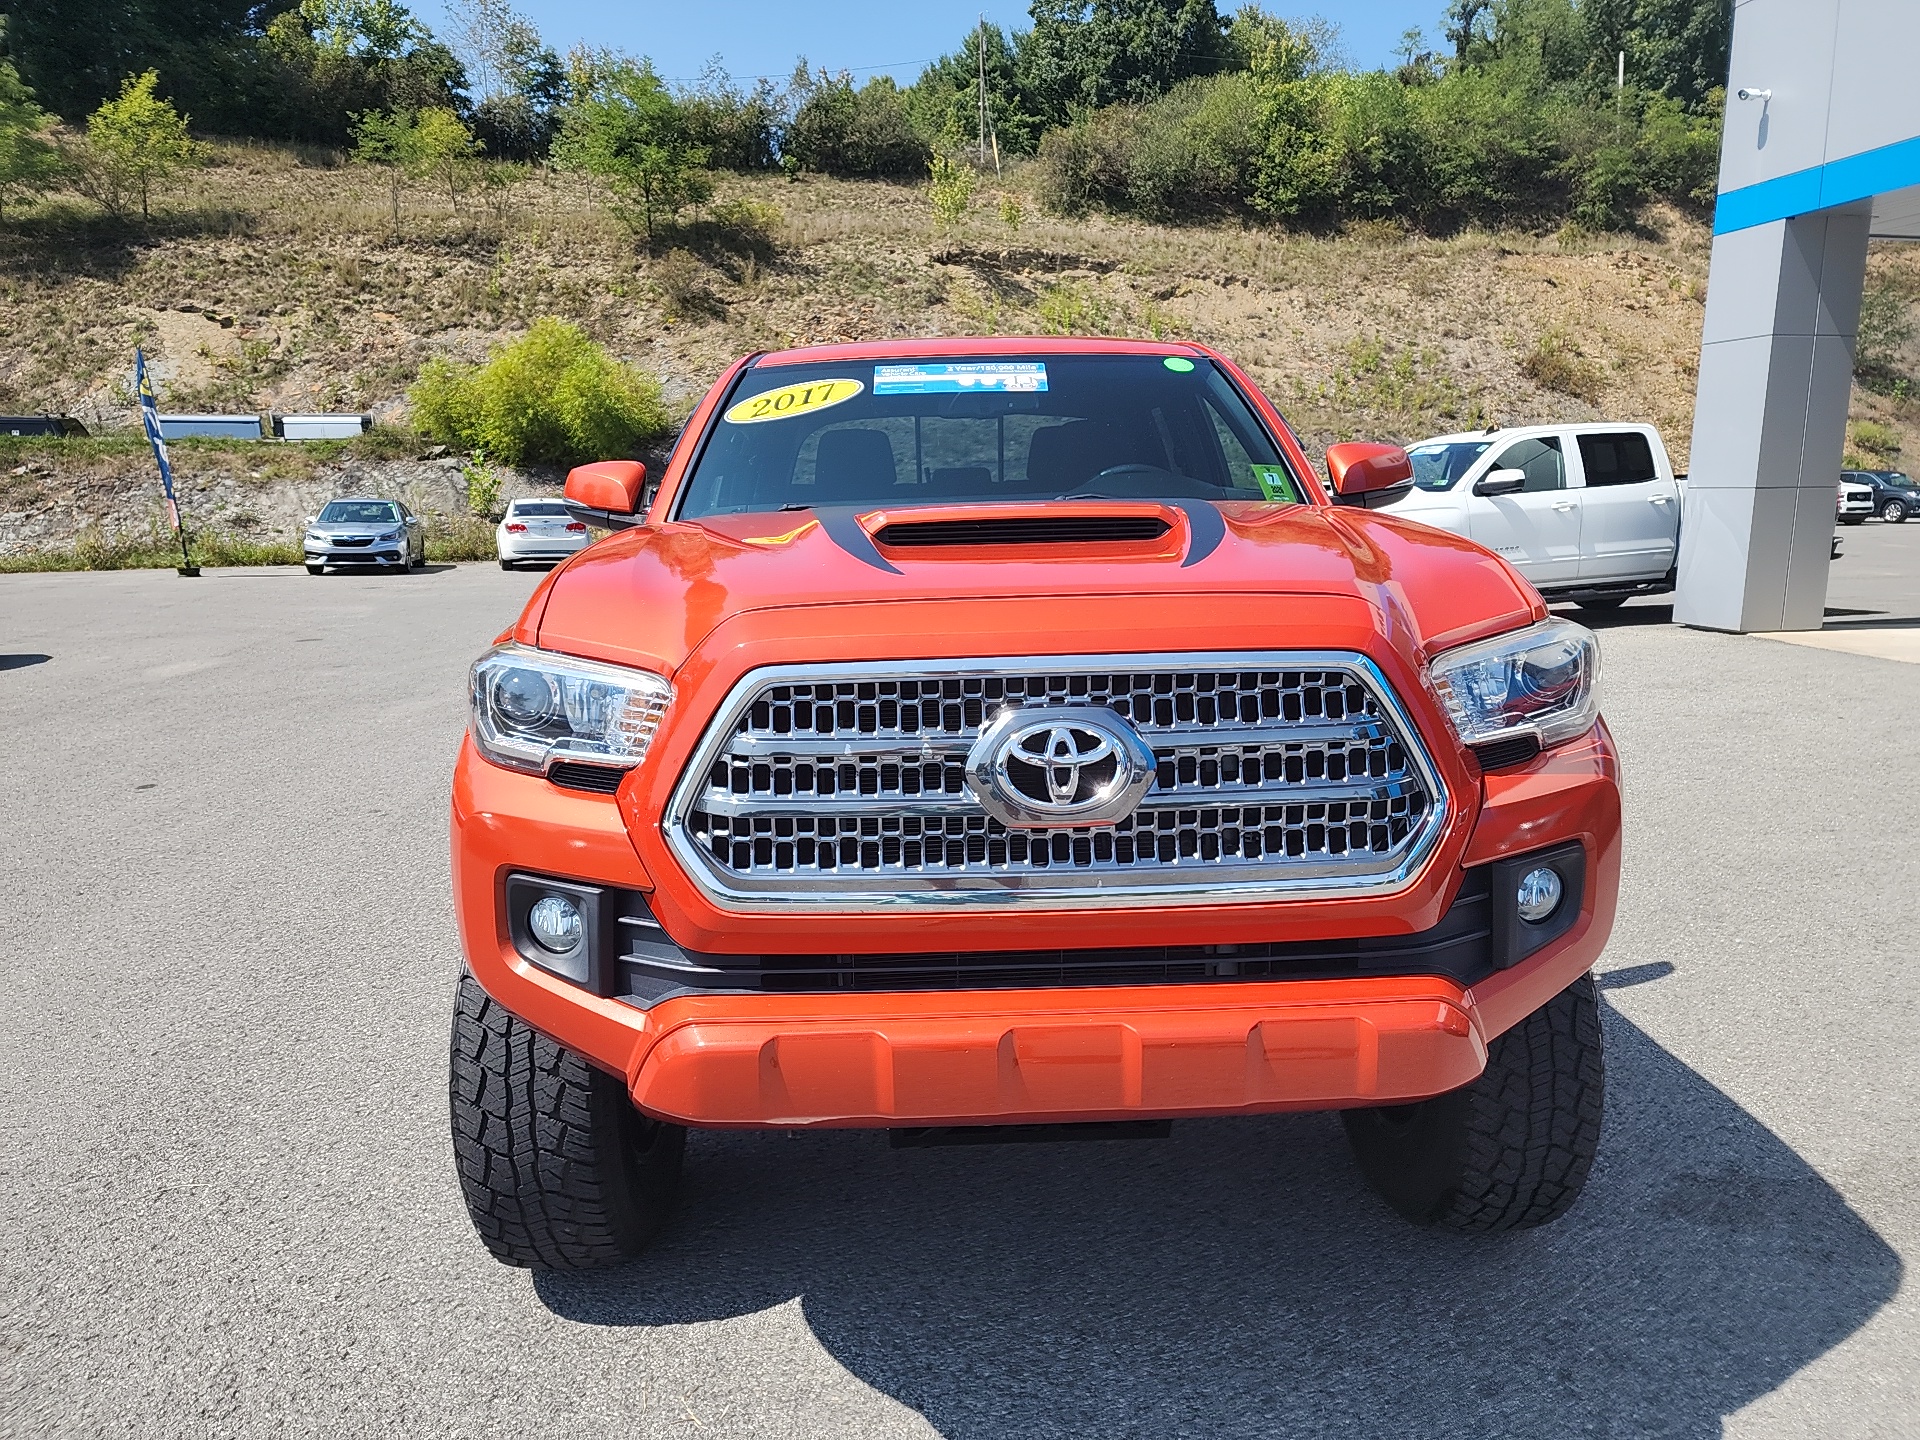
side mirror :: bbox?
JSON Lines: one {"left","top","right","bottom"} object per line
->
{"left": 305, "top": 514, "right": 317, "bottom": 525}
{"left": 563, "top": 460, "right": 648, "bottom": 530}
{"left": 1474, "top": 467, "right": 1527, "bottom": 497}
{"left": 1325, "top": 442, "right": 1414, "bottom": 507}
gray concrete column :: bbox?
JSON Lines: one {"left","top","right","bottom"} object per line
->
{"left": 1675, "top": 204, "right": 1871, "bottom": 632}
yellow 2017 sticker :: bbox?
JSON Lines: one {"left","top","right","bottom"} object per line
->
{"left": 724, "top": 378, "right": 864, "bottom": 424}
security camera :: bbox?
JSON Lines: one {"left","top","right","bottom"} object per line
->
{"left": 1736, "top": 87, "right": 1772, "bottom": 102}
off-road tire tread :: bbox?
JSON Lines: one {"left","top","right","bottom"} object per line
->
{"left": 449, "top": 972, "right": 681, "bottom": 1269}
{"left": 1343, "top": 971, "right": 1603, "bottom": 1232}
{"left": 1440, "top": 972, "right": 1604, "bottom": 1231}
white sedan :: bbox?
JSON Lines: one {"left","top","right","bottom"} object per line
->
{"left": 497, "top": 499, "right": 589, "bottom": 570}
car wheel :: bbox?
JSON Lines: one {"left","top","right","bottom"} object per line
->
{"left": 498, "top": 558, "right": 514, "bottom": 571}
{"left": 306, "top": 564, "right": 324, "bottom": 576}
{"left": 1342, "top": 971, "right": 1603, "bottom": 1232}
{"left": 450, "top": 971, "right": 684, "bottom": 1269}
{"left": 1575, "top": 596, "right": 1627, "bottom": 612}
{"left": 1842, "top": 516, "right": 1867, "bottom": 526}
{"left": 1882, "top": 499, "right": 1908, "bottom": 523}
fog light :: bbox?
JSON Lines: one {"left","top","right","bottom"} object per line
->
{"left": 1516, "top": 866, "right": 1563, "bottom": 924}
{"left": 528, "top": 894, "right": 583, "bottom": 953}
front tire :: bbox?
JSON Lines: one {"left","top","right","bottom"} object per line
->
{"left": 1575, "top": 596, "right": 1626, "bottom": 612}
{"left": 449, "top": 972, "right": 685, "bottom": 1269}
{"left": 1882, "top": 499, "right": 1908, "bottom": 523}
{"left": 305, "top": 564, "right": 324, "bottom": 575}
{"left": 1343, "top": 971, "right": 1603, "bottom": 1231}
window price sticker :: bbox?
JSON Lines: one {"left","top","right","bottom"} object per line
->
{"left": 1252, "top": 465, "right": 1301, "bottom": 502}
{"left": 872, "top": 362, "right": 1049, "bottom": 395}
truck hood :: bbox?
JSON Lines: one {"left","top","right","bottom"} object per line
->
{"left": 527, "top": 500, "right": 1544, "bottom": 674}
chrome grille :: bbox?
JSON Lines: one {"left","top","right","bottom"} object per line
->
{"left": 664, "top": 654, "right": 1448, "bottom": 909}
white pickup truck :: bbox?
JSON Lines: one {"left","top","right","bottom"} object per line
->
{"left": 1380, "top": 423, "right": 1681, "bottom": 611}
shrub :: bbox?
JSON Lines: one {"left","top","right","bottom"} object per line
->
{"left": 784, "top": 71, "right": 928, "bottom": 178}
{"left": 677, "top": 65, "right": 781, "bottom": 172}
{"left": 1851, "top": 420, "right": 1901, "bottom": 458}
{"left": 651, "top": 248, "right": 711, "bottom": 318}
{"left": 1520, "top": 328, "right": 1604, "bottom": 403}
{"left": 409, "top": 318, "right": 671, "bottom": 466}
{"left": 1031, "top": 73, "right": 1261, "bottom": 221}
{"left": 928, "top": 153, "right": 975, "bottom": 226}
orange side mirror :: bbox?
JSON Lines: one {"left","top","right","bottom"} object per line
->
{"left": 1325, "top": 442, "right": 1413, "bottom": 499}
{"left": 564, "top": 460, "right": 647, "bottom": 518}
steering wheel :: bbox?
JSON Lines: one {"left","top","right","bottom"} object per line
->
{"left": 1059, "top": 464, "right": 1221, "bottom": 499}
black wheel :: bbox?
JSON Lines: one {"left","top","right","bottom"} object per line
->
{"left": 498, "top": 558, "right": 514, "bottom": 571}
{"left": 1842, "top": 516, "right": 1867, "bottom": 526}
{"left": 1343, "top": 971, "right": 1603, "bottom": 1231}
{"left": 305, "top": 564, "right": 324, "bottom": 575}
{"left": 1575, "top": 596, "right": 1627, "bottom": 612}
{"left": 449, "top": 971, "right": 685, "bottom": 1269}
{"left": 1882, "top": 498, "right": 1908, "bottom": 523}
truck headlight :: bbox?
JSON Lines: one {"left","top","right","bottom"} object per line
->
{"left": 469, "top": 642, "right": 672, "bottom": 775}
{"left": 1427, "top": 618, "right": 1600, "bottom": 749}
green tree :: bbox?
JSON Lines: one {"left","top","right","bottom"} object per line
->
{"left": 352, "top": 107, "right": 414, "bottom": 226}
{"left": 908, "top": 24, "right": 1042, "bottom": 159}
{"left": 552, "top": 58, "right": 710, "bottom": 240}
{"left": 0, "top": 58, "right": 64, "bottom": 222}
{"left": 413, "top": 105, "right": 481, "bottom": 202}
{"left": 83, "top": 70, "right": 195, "bottom": 220}
{"left": 300, "top": 0, "right": 424, "bottom": 59}
{"left": 1017, "top": 0, "right": 1234, "bottom": 127}
{"left": 783, "top": 68, "right": 928, "bottom": 177}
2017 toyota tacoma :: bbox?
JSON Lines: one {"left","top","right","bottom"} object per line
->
{"left": 449, "top": 338, "right": 1617, "bottom": 1269}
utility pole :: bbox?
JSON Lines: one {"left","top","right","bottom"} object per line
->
{"left": 977, "top": 15, "right": 1001, "bottom": 179}
{"left": 978, "top": 15, "right": 988, "bottom": 170}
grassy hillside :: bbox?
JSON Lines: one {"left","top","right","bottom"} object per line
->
{"left": 5, "top": 140, "right": 1920, "bottom": 556}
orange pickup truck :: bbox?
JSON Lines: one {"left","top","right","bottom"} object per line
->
{"left": 449, "top": 338, "right": 1617, "bottom": 1269}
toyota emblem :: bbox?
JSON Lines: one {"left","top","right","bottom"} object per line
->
{"left": 965, "top": 705, "right": 1158, "bottom": 829}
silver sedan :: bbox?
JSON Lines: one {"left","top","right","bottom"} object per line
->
{"left": 304, "top": 497, "right": 425, "bottom": 574}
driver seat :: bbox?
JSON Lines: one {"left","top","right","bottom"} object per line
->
{"left": 1025, "top": 420, "right": 1136, "bottom": 493}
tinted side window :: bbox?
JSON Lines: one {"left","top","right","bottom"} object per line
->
{"left": 1493, "top": 437, "right": 1565, "bottom": 493}
{"left": 1578, "top": 432, "right": 1658, "bottom": 487}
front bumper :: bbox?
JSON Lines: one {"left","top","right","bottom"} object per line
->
{"left": 452, "top": 718, "right": 1620, "bottom": 1128}
{"left": 307, "top": 542, "right": 405, "bottom": 566}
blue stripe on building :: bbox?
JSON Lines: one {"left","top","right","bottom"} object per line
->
{"left": 1715, "top": 133, "right": 1920, "bottom": 234}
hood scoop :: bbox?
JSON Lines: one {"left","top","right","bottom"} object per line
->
{"left": 872, "top": 515, "right": 1172, "bottom": 548}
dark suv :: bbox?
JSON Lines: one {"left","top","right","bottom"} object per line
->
{"left": 1845, "top": 470, "right": 1920, "bottom": 523}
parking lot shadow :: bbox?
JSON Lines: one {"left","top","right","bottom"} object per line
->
{"left": 535, "top": 1006, "right": 1899, "bottom": 1439}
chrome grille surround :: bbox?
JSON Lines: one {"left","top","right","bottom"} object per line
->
{"left": 662, "top": 653, "right": 1450, "bottom": 910}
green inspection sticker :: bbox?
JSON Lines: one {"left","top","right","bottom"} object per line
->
{"left": 1252, "top": 465, "right": 1300, "bottom": 502}
{"left": 1162, "top": 356, "right": 1195, "bottom": 372}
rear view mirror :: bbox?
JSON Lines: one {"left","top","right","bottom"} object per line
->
{"left": 1325, "top": 442, "right": 1414, "bottom": 507}
{"left": 564, "top": 460, "right": 648, "bottom": 530}
{"left": 1474, "top": 468, "right": 1527, "bottom": 497}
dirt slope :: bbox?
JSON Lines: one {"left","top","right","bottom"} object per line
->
{"left": 4, "top": 142, "right": 1918, "bottom": 554}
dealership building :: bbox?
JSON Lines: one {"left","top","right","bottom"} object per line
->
{"left": 1677, "top": 0, "right": 1920, "bottom": 632}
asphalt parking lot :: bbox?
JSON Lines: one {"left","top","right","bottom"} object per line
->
{"left": 3, "top": 544, "right": 1918, "bottom": 1438}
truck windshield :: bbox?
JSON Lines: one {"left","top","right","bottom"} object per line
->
{"left": 673, "top": 354, "right": 1300, "bottom": 519}
{"left": 1407, "top": 441, "right": 1491, "bottom": 491}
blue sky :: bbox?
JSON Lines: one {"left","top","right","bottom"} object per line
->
{"left": 410, "top": 2, "right": 1450, "bottom": 87}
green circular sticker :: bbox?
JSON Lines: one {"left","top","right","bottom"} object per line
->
{"left": 1163, "top": 356, "right": 1195, "bottom": 372}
